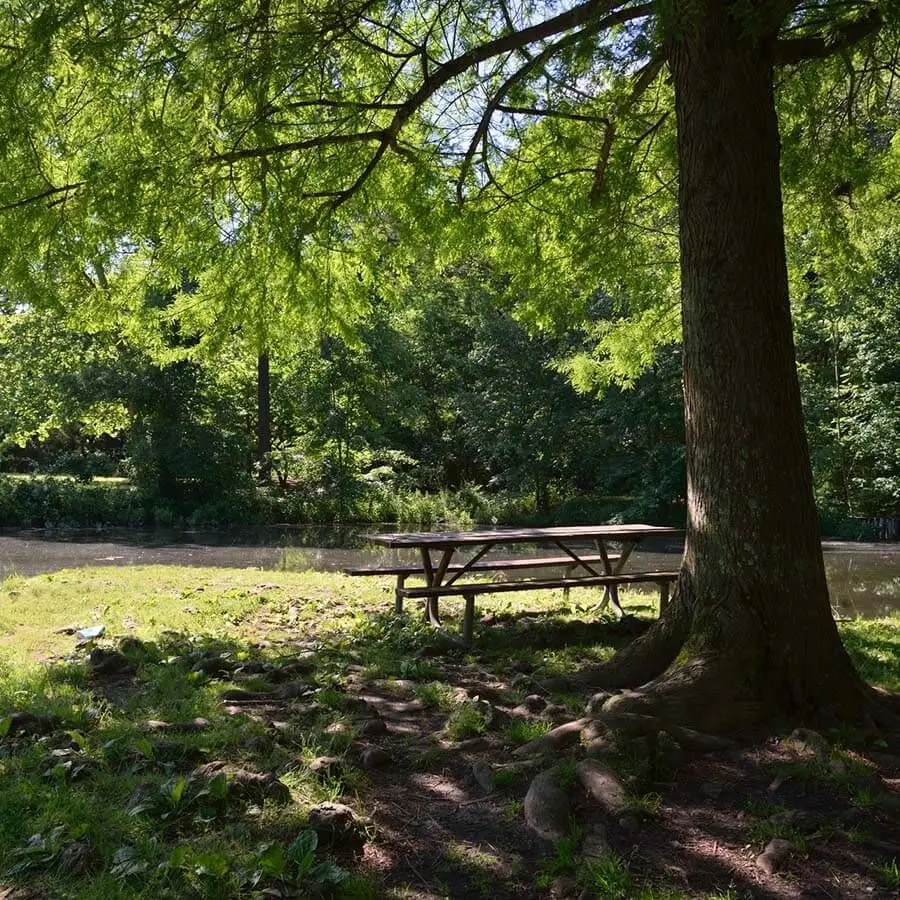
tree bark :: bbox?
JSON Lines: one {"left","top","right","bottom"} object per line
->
{"left": 257, "top": 353, "right": 272, "bottom": 483}
{"left": 593, "top": 0, "right": 871, "bottom": 730}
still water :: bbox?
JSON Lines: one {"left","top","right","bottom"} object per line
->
{"left": 0, "top": 528, "right": 897, "bottom": 620}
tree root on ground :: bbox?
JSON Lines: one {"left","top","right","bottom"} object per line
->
{"left": 575, "top": 592, "right": 692, "bottom": 690}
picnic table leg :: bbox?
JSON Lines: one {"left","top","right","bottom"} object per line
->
{"left": 596, "top": 539, "right": 634, "bottom": 618}
{"left": 421, "top": 547, "right": 455, "bottom": 629}
{"left": 658, "top": 580, "right": 670, "bottom": 615}
{"left": 462, "top": 592, "right": 476, "bottom": 645}
{"left": 395, "top": 575, "right": 406, "bottom": 614}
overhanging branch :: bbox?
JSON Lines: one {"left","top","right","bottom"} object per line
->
{"left": 774, "top": 7, "right": 882, "bottom": 66}
{"left": 589, "top": 53, "right": 665, "bottom": 203}
{"left": 0, "top": 181, "right": 86, "bottom": 213}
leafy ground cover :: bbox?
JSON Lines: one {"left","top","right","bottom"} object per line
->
{"left": 0, "top": 567, "right": 898, "bottom": 899}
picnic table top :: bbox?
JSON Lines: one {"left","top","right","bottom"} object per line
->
{"left": 360, "top": 523, "right": 682, "bottom": 549}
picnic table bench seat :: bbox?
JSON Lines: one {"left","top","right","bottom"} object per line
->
{"left": 344, "top": 554, "right": 620, "bottom": 609}
{"left": 401, "top": 570, "right": 679, "bottom": 642}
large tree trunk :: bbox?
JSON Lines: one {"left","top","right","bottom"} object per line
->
{"left": 591, "top": 0, "right": 872, "bottom": 731}
{"left": 257, "top": 353, "right": 272, "bottom": 483}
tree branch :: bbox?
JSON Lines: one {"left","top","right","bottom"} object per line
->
{"left": 209, "top": 130, "right": 385, "bottom": 164}
{"left": 212, "top": 0, "right": 652, "bottom": 211}
{"left": 0, "top": 181, "right": 86, "bottom": 213}
{"left": 495, "top": 104, "right": 610, "bottom": 123}
{"left": 774, "top": 7, "right": 882, "bottom": 66}
{"left": 589, "top": 53, "right": 665, "bottom": 203}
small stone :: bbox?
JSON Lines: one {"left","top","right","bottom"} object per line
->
{"left": 755, "top": 837, "right": 793, "bottom": 875}
{"left": 576, "top": 760, "right": 629, "bottom": 815}
{"left": 4, "top": 711, "right": 60, "bottom": 737}
{"left": 585, "top": 691, "right": 614, "bottom": 716}
{"left": 471, "top": 761, "right": 494, "bottom": 793}
{"left": 58, "top": 840, "right": 99, "bottom": 875}
{"left": 509, "top": 660, "right": 533, "bottom": 675}
{"left": 89, "top": 648, "right": 134, "bottom": 677}
{"left": 325, "top": 722, "right": 350, "bottom": 735}
{"left": 787, "top": 728, "right": 829, "bottom": 759}
{"left": 145, "top": 717, "right": 209, "bottom": 733}
{"left": 359, "top": 718, "right": 387, "bottom": 737}
{"left": 308, "top": 756, "right": 343, "bottom": 778}
{"left": 145, "top": 720, "right": 170, "bottom": 731}
{"left": 543, "top": 704, "right": 569, "bottom": 722}
{"left": 359, "top": 746, "right": 391, "bottom": 769}
{"left": 521, "top": 694, "right": 547, "bottom": 714}
{"left": 524, "top": 770, "right": 570, "bottom": 841}
{"left": 549, "top": 875, "right": 579, "bottom": 898}
{"left": 197, "top": 763, "right": 291, "bottom": 804}
{"left": 581, "top": 825, "right": 611, "bottom": 861}
{"left": 308, "top": 802, "right": 365, "bottom": 848}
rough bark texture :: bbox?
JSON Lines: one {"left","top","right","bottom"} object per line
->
{"left": 592, "top": 0, "right": 873, "bottom": 731}
{"left": 257, "top": 353, "right": 272, "bottom": 483}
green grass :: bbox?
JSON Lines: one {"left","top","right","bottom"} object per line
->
{"left": 444, "top": 702, "right": 489, "bottom": 741}
{"left": 879, "top": 858, "right": 900, "bottom": 888}
{"left": 0, "top": 565, "right": 896, "bottom": 899}
{"left": 840, "top": 615, "right": 900, "bottom": 692}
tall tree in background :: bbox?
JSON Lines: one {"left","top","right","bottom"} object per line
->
{"left": 1, "top": 0, "right": 899, "bottom": 732}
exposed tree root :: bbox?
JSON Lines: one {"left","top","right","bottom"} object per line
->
{"left": 575, "top": 591, "right": 692, "bottom": 690}
{"left": 596, "top": 651, "right": 771, "bottom": 735}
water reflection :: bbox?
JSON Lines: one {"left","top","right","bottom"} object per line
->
{"left": 0, "top": 527, "right": 897, "bottom": 620}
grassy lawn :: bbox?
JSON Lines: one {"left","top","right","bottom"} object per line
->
{"left": 0, "top": 567, "right": 897, "bottom": 899}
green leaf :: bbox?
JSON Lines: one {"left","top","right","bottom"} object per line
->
{"left": 208, "top": 772, "right": 228, "bottom": 801}
{"left": 288, "top": 829, "right": 317, "bottom": 863}
{"left": 168, "top": 776, "right": 187, "bottom": 806}
{"left": 66, "top": 730, "right": 87, "bottom": 749}
{"left": 193, "top": 850, "right": 229, "bottom": 879}
{"left": 0, "top": 716, "right": 12, "bottom": 737}
{"left": 309, "top": 859, "right": 350, "bottom": 886}
{"left": 134, "top": 738, "right": 155, "bottom": 759}
{"left": 167, "top": 845, "right": 191, "bottom": 870}
{"left": 256, "top": 842, "right": 286, "bottom": 878}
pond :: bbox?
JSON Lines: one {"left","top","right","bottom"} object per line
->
{"left": 0, "top": 527, "right": 897, "bottom": 619}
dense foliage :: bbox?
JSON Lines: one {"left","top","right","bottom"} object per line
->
{"left": 0, "top": 0, "right": 896, "bottom": 533}
{"left": 0, "top": 247, "right": 895, "bottom": 532}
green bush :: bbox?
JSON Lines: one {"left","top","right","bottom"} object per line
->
{"left": 0, "top": 476, "right": 144, "bottom": 528}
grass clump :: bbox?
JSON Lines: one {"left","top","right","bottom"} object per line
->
{"left": 503, "top": 719, "right": 550, "bottom": 746}
{"left": 580, "top": 853, "right": 634, "bottom": 899}
{"left": 415, "top": 681, "right": 454, "bottom": 711}
{"left": 879, "top": 858, "right": 900, "bottom": 889}
{"left": 445, "top": 702, "right": 488, "bottom": 741}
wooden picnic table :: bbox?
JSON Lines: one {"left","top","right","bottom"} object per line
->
{"left": 355, "top": 524, "right": 682, "bottom": 644}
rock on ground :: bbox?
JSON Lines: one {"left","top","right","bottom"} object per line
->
{"left": 524, "top": 770, "right": 570, "bottom": 841}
